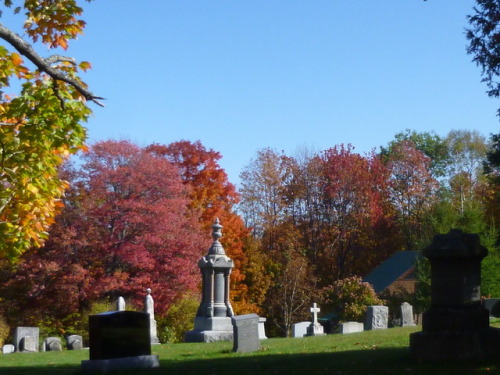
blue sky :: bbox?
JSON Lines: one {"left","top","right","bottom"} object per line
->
{"left": 21, "top": 1, "right": 500, "bottom": 185}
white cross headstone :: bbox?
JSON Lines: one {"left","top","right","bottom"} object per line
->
{"left": 310, "top": 303, "right": 320, "bottom": 324}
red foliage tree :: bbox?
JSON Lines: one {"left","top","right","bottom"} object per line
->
{"left": 146, "top": 141, "right": 254, "bottom": 313}
{"left": 0, "top": 140, "right": 207, "bottom": 330}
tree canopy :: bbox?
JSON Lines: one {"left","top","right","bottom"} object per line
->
{"left": 0, "top": 0, "right": 100, "bottom": 259}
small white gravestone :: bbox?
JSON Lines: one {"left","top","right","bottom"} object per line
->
{"left": 258, "top": 317, "right": 267, "bottom": 339}
{"left": 401, "top": 302, "right": 416, "bottom": 327}
{"left": 365, "top": 305, "right": 389, "bottom": 330}
{"left": 144, "top": 288, "right": 159, "bottom": 344}
{"left": 2, "top": 344, "right": 15, "bottom": 354}
{"left": 292, "top": 322, "right": 310, "bottom": 338}
{"left": 116, "top": 296, "right": 126, "bottom": 311}
{"left": 338, "top": 321, "right": 364, "bottom": 334}
{"left": 306, "top": 303, "right": 325, "bottom": 336}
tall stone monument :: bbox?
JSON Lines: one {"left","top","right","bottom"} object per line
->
{"left": 410, "top": 229, "right": 500, "bottom": 360}
{"left": 144, "top": 288, "right": 159, "bottom": 344}
{"left": 185, "top": 218, "right": 235, "bottom": 342}
{"left": 116, "top": 296, "right": 125, "bottom": 311}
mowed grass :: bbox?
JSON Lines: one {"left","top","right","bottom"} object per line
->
{"left": 1, "top": 323, "right": 500, "bottom": 375}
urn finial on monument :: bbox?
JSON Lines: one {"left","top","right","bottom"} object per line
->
{"left": 208, "top": 218, "right": 225, "bottom": 255}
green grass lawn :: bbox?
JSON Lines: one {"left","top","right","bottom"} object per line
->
{"left": 1, "top": 324, "right": 500, "bottom": 375}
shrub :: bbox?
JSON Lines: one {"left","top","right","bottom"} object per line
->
{"left": 0, "top": 315, "right": 9, "bottom": 347}
{"left": 157, "top": 293, "right": 199, "bottom": 343}
{"left": 321, "top": 276, "right": 383, "bottom": 322}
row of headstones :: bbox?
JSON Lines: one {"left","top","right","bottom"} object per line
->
{"left": 2, "top": 327, "right": 83, "bottom": 354}
{"left": 292, "top": 302, "right": 416, "bottom": 338}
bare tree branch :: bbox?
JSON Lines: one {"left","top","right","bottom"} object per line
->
{"left": 0, "top": 22, "right": 104, "bottom": 107}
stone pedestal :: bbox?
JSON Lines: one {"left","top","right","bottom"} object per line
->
{"left": 410, "top": 229, "right": 500, "bottom": 361}
{"left": 185, "top": 219, "right": 235, "bottom": 343}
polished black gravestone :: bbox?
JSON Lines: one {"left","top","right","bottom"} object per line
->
{"left": 81, "top": 311, "right": 159, "bottom": 372}
{"left": 231, "top": 314, "right": 260, "bottom": 353}
{"left": 410, "top": 229, "right": 500, "bottom": 360}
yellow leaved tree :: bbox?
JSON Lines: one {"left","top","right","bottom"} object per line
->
{"left": 0, "top": 0, "right": 101, "bottom": 259}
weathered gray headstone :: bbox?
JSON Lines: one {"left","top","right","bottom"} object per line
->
{"left": 401, "top": 302, "right": 416, "bottom": 327}
{"left": 292, "top": 322, "right": 310, "bottom": 338}
{"left": 410, "top": 229, "right": 500, "bottom": 361}
{"left": 20, "top": 336, "right": 38, "bottom": 352}
{"left": 144, "top": 288, "right": 159, "bottom": 344}
{"left": 67, "top": 335, "right": 83, "bottom": 350}
{"left": 338, "top": 321, "right": 364, "bottom": 334}
{"left": 81, "top": 311, "right": 159, "bottom": 372}
{"left": 231, "top": 314, "right": 260, "bottom": 353}
{"left": 116, "top": 296, "right": 126, "bottom": 311}
{"left": 43, "top": 337, "right": 62, "bottom": 351}
{"left": 2, "top": 344, "right": 15, "bottom": 354}
{"left": 13, "top": 327, "right": 39, "bottom": 352}
{"left": 364, "top": 306, "right": 388, "bottom": 330}
{"left": 258, "top": 317, "right": 268, "bottom": 339}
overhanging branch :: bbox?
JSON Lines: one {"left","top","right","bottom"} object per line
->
{"left": 0, "top": 22, "right": 104, "bottom": 107}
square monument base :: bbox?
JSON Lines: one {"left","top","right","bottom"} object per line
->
{"left": 81, "top": 354, "right": 159, "bottom": 373}
{"left": 410, "top": 327, "right": 500, "bottom": 361}
{"left": 185, "top": 316, "right": 234, "bottom": 342}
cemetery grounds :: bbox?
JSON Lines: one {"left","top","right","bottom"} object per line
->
{"left": 1, "top": 322, "right": 500, "bottom": 375}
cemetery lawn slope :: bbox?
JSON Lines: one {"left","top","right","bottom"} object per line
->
{"left": 1, "top": 325, "right": 500, "bottom": 375}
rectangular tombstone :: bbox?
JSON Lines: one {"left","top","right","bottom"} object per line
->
{"left": 2, "top": 344, "right": 15, "bottom": 354}
{"left": 231, "top": 314, "right": 260, "bottom": 353}
{"left": 20, "top": 336, "right": 38, "bottom": 352}
{"left": 67, "top": 335, "right": 83, "bottom": 350}
{"left": 339, "top": 322, "right": 364, "bottom": 334}
{"left": 13, "top": 327, "right": 39, "bottom": 352}
{"left": 88, "top": 311, "right": 151, "bottom": 360}
{"left": 292, "top": 322, "right": 310, "bottom": 338}
{"left": 365, "top": 306, "right": 389, "bottom": 330}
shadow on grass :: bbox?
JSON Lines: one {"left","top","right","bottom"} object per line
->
{"left": 2, "top": 347, "right": 500, "bottom": 375}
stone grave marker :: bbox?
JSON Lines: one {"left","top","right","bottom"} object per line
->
{"left": 410, "top": 229, "right": 500, "bottom": 360}
{"left": 306, "top": 303, "right": 326, "bottom": 336}
{"left": 483, "top": 298, "right": 500, "bottom": 318}
{"left": 365, "top": 306, "right": 388, "bottom": 330}
{"left": 144, "top": 288, "right": 159, "bottom": 344}
{"left": 2, "top": 344, "right": 15, "bottom": 354}
{"left": 20, "top": 336, "right": 38, "bottom": 352}
{"left": 231, "top": 314, "right": 260, "bottom": 353}
{"left": 338, "top": 321, "right": 364, "bottom": 334}
{"left": 43, "top": 337, "right": 62, "bottom": 352}
{"left": 185, "top": 219, "right": 235, "bottom": 343}
{"left": 13, "top": 327, "right": 39, "bottom": 352}
{"left": 67, "top": 335, "right": 83, "bottom": 350}
{"left": 81, "top": 311, "right": 159, "bottom": 372}
{"left": 401, "top": 302, "right": 416, "bottom": 327}
{"left": 258, "top": 317, "right": 268, "bottom": 339}
{"left": 116, "top": 296, "right": 126, "bottom": 311}
{"left": 292, "top": 321, "right": 310, "bottom": 338}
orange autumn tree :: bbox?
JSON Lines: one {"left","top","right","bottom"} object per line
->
{"left": 146, "top": 141, "right": 256, "bottom": 313}
{"left": 0, "top": 0, "right": 102, "bottom": 259}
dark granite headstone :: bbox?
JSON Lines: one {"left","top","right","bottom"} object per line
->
{"left": 410, "top": 229, "right": 500, "bottom": 360}
{"left": 231, "top": 314, "right": 260, "bottom": 353}
{"left": 88, "top": 311, "right": 151, "bottom": 360}
{"left": 483, "top": 298, "right": 500, "bottom": 318}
